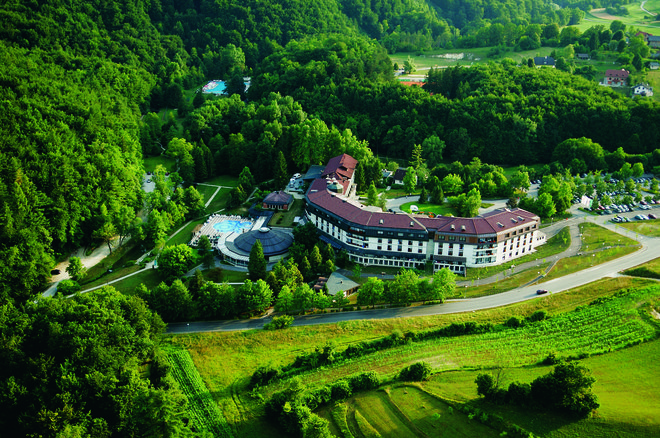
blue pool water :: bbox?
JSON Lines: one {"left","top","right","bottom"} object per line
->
{"left": 203, "top": 80, "right": 226, "bottom": 95}
{"left": 213, "top": 220, "right": 252, "bottom": 233}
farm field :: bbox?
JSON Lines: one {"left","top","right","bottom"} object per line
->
{"left": 390, "top": 46, "right": 555, "bottom": 72}
{"left": 580, "top": 1, "right": 660, "bottom": 33}
{"left": 423, "top": 338, "right": 660, "bottom": 438}
{"left": 168, "top": 276, "right": 659, "bottom": 437}
{"left": 165, "top": 348, "right": 235, "bottom": 438}
{"left": 320, "top": 386, "right": 501, "bottom": 438}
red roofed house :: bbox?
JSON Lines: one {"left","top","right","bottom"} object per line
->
{"left": 321, "top": 153, "right": 358, "bottom": 196}
{"left": 601, "top": 69, "right": 629, "bottom": 87}
{"left": 305, "top": 157, "right": 544, "bottom": 276}
{"left": 636, "top": 31, "right": 652, "bottom": 44}
{"left": 262, "top": 191, "right": 293, "bottom": 210}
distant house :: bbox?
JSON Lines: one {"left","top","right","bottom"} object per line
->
{"left": 648, "top": 36, "right": 660, "bottom": 49}
{"left": 262, "top": 191, "right": 293, "bottom": 211}
{"left": 576, "top": 53, "right": 590, "bottom": 60}
{"left": 636, "top": 31, "right": 653, "bottom": 44}
{"left": 650, "top": 62, "right": 660, "bottom": 70}
{"left": 393, "top": 168, "right": 407, "bottom": 185}
{"left": 534, "top": 56, "right": 555, "bottom": 67}
{"left": 601, "top": 69, "right": 629, "bottom": 87}
{"left": 632, "top": 83, "right": 654, "bottom": 97}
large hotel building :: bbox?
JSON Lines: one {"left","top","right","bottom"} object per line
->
{"left": 304, "top": 154, "right": 546, "bottom": 275}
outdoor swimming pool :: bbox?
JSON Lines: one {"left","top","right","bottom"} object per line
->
{"left": 213, "top": 220, "right": 252, "bottom": 233}
{"left": 203, "top": 80, "right": 226, "bottom": 95}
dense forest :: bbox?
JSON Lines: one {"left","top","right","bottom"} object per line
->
{"left": 2, "top": 0, "right": 660, "bottom": 303}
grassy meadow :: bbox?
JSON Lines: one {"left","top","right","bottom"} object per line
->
{"left": 617, "top": 218, "right": 660, "bottom": 237}
{"left": 166, "top": 275, "right": 660, "bottom": 438}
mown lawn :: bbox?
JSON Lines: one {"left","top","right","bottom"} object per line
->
{"left": 143, "top": 154, "right": 176, "bottom": 173}
{"left": 206, "top": 187, "right": 231, "bottom": 213}
{"left": 465, "top": 227, "right": 571, "bottom": 281}
{"left": 400, "top": 201, "right": 456, "bottom": 216}
{"left": 268, "top": 199, "right": 304, "bottom": 227}
{"left": 617, "top": 218, "right": 660, "bottom": 237}
{"left": 422, "top": 338, "right": 660, "bottom": 438}
{"left": 622, "top": 256, "right": 660, "bottom": 279}
{"left": 205, "top": 175, "right": 240, "bottom": 187}
{"left": 461, "top": 263, "right": 551, "bottom": 298}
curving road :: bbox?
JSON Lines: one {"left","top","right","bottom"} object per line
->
{"left": 167, "top": 210, "right": 660, "bottom": 335}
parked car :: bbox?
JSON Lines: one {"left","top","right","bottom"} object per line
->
{"left": 51, "top": 269, "right": 61, "bottom": 275}
{"left": 536, "top": 289, "right": 549, "bottom": 295}
{"left": 649, "top": 214, "right": 657, "bottom": 219}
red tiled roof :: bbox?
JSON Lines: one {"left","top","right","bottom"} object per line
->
{"left": 605, "top": 69, "right": 629, "bottom": 79}
{"left": 306, "top": 178, "right": 538, "bottom": 234}
{"left": 322, "top": 154, "right": 357, "bottom": 182}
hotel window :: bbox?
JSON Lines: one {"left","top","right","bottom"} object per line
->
{"left": 408, "top": 240, "right": 413, "bottom": 245}
{"left": 418, "top": 241, "right": 423, "bottom": 246}
{"left": 459, "top": 237, "right": 466, "bottom": 242}
{"left": 438, "top": 246, "right": 443, "bottom": 255}
{"left": 408, "top": 248, "right": 412, "bottom": 253}
{"left": 387, "top": 245, "right": 392, "bottom": 251}
{"left": 418, "top": 249, "right": 423, "bottom": 253}
{"left": 377, "top": 246, "right": 382, "bottom": 250}
{"left": 378, "top": 238, "right": 382, "bottom": 243}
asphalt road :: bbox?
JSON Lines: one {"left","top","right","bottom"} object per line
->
{"left": 167, "top": 205, "right": 660, "bottom": 335}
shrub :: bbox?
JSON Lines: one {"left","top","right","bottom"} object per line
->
{"left": 542, "top": 352, "right": 560, "bottom": 365}
{"left": 505, "top": 316, "right": 524, "bottom": 328}
{"left": 349, "top": 371, "right": 380, "bottom": 391}
{"left": 57, "top": 279, "right": 81, "bottom": 295}
{"left": 506, "top": 381, "right": 532, "bottom": 406}
{"left": 331, "top": 380, "right": 352, "bottom": 401}
{"left": 527, "top": 309, "right": 548, "bottom": 322}
{"left": 399, "top": 361, "right": 432, "bottom": 381}
{"left": 250, "top": 366, "right": 280, "bottom": 388}
{"left": 264, "top": 315, "right": 294, "bottom": 330}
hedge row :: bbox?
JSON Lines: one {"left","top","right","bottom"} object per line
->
{"left": 251, "top": 322, "right": 501, "bottom": 388}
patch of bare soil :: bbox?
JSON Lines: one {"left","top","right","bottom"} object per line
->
{"left": 590, "top": 8, "right": 619, "bottom": 20}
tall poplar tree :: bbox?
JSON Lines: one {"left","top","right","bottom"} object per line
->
{"left": 248, "top": 240, "right": 267, "bottom": 281}
{"left": 274, "top": 151, "right": 289, "bottom": 189}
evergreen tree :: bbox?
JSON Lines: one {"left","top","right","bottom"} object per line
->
{"left": 239, "top": 166, "right": 256, "bottom": 192}
{"left": 367, "top": 182, "right": 378, "bottom": 205}
{"left": 274, "top": 151, "right": 289, "bottom": 189}
{"left": 354, "top": 162, "right": 366, "bottom": 192}
{"left": 410, "top": 144, "right": 425, "bottom": 170}
{"left": 248, "top": 240, "right": 267, "bottom": 281}
{"left": 419, "top": 186, "right": 428, "bottom": 203}
{"left": 198, "top": 235, "right": 215, "bottom": 269}
{"left": 403, "top": 167, "right": 417, "bottom": 194}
